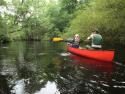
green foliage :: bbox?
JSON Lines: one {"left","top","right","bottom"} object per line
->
{"left": 64, "top": 0, "right": 125, "bottom": 45}
{"left": 0, "top": 16, "right": 10, "bottom": 43}
{"left": 0, "top": 34, "right": 10, "bottom": 43}
{"left": 60, "top": 0, "right": 78, "bottom": 13}
{"left": 0, "top": 0, "right": 6, "bottom": 5}
{"left": 52, "top": 11, "right": 72, "bottom": 32}
{"left": 0, "top": 0, "right": 125, "bottom": 45}
{"left": 8, "top": 0, "right": 50, "bottom": 40}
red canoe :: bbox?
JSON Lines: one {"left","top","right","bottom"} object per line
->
{"left": 67, "top": 47, "right": 114, "bottom": 62}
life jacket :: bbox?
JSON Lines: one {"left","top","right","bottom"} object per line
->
{"left": 92, "top": 34, "right": 102, "bottom": 45}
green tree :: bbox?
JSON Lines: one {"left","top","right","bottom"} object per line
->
{"left": 0, "top": 0, "right": 10, "bottom": 43}
{"left": 60, "top": 0, "right": 78, "bottom": 13}
{"left": 9, "top": 0, "right": 50, "bottom": 40}
{"left": 64, "top": 0, "right": 125, "bottom": 45}
{"left": 47, "top": 0, "right": 79, "bottom": 33}
{"left": 0, "top": 0, "right": 6, "bottom": 5}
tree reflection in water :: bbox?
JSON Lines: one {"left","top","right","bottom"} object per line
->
{"left": 55, "top": 55, "right": 115, "bottom": 94}
{"left": 0, "top": 42, "right": 125, "bottom": 94}
{"left": 0, "top": 74, "right": 10, "bottom": 94}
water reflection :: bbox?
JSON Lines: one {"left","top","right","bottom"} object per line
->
{"left": 56, "top": 53, "right": 125, "bottom": 94}
{"left": 34, "top": 81, "right": 60, "bottom": 94}
{"left": 68, "top": 54, "right": 114, "bottom": 72}
{"left": 11, "top": 79, "right": 26, "bottom": 94}
{"left": 0, "top": 41, "right": 64, "bottom": 94}
{"left": 0, "top": 74, "right": 10, "bottom": 94}
{"left": 0, "top": 41, "right": 125, "bottom": 94}
{"left": 56, "top": 58, "right": 113, "bottom": 94}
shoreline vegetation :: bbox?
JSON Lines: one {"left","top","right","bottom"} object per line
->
{"left": 0, "top": 0, "right": 125, "bottom": 46}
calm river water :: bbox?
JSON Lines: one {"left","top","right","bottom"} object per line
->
{"left": 0, "top": 41, "right": 125, "bottom": 94}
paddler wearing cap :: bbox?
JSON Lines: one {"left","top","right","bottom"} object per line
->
{"left": 67, "top": 34, "right": 80, "bottom": 48}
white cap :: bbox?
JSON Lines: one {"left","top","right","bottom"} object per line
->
{"left": 75, "top": 34, "right": 79, "bottom": 37}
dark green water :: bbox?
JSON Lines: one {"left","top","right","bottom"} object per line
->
{"left": 0, "top": 41, "right": 125, "bottom": 94}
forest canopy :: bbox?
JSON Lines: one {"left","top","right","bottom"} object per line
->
{"left": 0, "top": 0, "right": 125, "bottom": 45}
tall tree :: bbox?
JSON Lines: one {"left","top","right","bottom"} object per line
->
{"left": 0, "top": 0, "right": 6, "bottom": 5}
{"left": 65, "top": 0, "right": 125, "bottom": 45}
{"left": 60, "top": 0, "right": 78, "bottom": 14}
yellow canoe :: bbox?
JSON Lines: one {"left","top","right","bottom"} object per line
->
{"left": 52, "top": 37, "right": 63, "bottom": 42}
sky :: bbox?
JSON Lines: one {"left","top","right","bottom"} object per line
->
{"left": 4, "top": 0, "right": 12, "bottom": 4}
{"left": 0, "top": 0, "right": 59, "bottom": 16}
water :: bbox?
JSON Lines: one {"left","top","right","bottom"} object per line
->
{"left": 0, "top": 41, "right": 125, "bottom": 94}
